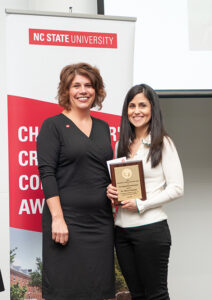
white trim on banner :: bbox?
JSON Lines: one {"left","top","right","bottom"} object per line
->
{"left": 6, "top": 8, "right": 136, "bottom": 22}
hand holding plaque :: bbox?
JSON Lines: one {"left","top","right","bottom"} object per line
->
{"left": 110, "top": 160, "right": 146, "bottom": 205}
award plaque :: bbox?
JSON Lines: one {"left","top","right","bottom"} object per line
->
{"left": 110, "top": 160, "right": 146, "bottom": 205}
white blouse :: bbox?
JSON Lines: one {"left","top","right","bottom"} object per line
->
{"left": 115, "top": 135, "right": 184, "bottom": 228}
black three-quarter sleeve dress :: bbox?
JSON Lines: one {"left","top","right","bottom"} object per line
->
{"left": 37, "top": 113, "right": 115, "bottom": 300}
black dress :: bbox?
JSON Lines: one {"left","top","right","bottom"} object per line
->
{"left": 37, "top": 114, "right": 115, "bottom": 300}
{"left": 0, "top": 270, "right": 4, "bottom": 292}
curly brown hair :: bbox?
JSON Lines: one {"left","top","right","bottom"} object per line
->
{"left": 57, "top": 62, "right": 106, "bottom": 110}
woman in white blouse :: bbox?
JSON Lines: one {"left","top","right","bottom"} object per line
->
{"left": 107, "top": 84, "right": 184, "bottom": 300}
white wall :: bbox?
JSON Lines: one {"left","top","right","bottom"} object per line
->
{"left": 104, "top": 0, "right": 212, "bottom": 90}
{"left": 0, "top": 1, "right": 97, "bottom": 299}
{"left": 160, "top": 98, "right": 212, "bottom": 300}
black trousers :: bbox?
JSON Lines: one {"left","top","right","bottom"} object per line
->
{"left": 115, "top": 220, "right": 171, "bottom": 300}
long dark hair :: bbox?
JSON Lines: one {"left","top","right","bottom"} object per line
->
{"left": 117, "top": 84, "right": 168, "bottom": 168}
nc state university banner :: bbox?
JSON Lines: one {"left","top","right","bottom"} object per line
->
{"left": 6, "top": 11, "right": 135, "bottom": 299}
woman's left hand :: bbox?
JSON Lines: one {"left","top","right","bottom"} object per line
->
{"left": 107, "top": 184, "right": 118, "bottom": 206}
{"left": 121, "top": 199, "right": 137, "bottom": 212}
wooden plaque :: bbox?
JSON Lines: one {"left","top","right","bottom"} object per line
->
{"left": 110, "top": 160, "right": 146, "bottom": 205}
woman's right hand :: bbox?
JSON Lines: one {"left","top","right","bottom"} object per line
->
{"left": 52, "top": 216, "right": 69, "bottom": 246}
{"left": 107, "top": 184, "right": 118, "bottom": 206}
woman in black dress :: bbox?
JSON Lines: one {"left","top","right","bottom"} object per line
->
{"left": 37, "top": 63, "right": 115, "bottom": 300}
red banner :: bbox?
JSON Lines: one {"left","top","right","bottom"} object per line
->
{"left": 8, "top": 95, "right": 120, "bottom": 232}
{"left": 29, "top": 29, "right": 117, "bottom": 48}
